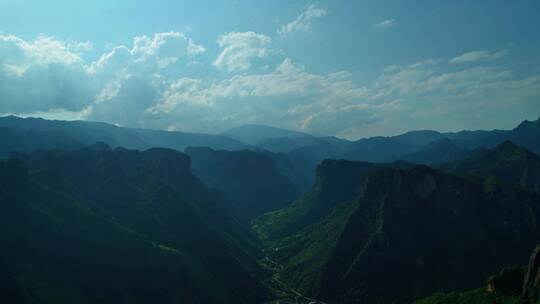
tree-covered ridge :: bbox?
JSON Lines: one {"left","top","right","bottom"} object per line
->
{"left": 440, "top": 140, "right": 540, "bottom": 193}
{"left": 254, "top": 157, "right": 540, "bottom": 303}
{"left": 0, "top": 146, "right": 271, "bottom": 304}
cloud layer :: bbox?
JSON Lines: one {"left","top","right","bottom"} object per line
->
{"left": 0, "top": 30, "right": 538, "bottom": 139}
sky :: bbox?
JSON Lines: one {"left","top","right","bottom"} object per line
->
{"left": 0, "top": 0, "right": 539, "bottom": 139}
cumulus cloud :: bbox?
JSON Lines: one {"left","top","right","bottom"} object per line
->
{"left": 0, "top": 34, "right": 94, "bottom": 113}
{"left": 149, "top": 57, "right": 375, "bottom": 134}
{"left": 0, "top": 34, "right": 84, "bottom": 76}
{"left": 86, "top": 32, "right": 205, "bottom": 126}
{"left": 67, "top": 40, "right": 93, "bottom": 54}
{"left": 449, "top": 50, "right": 507, "bottom": 64}
{"left": 90, "top": 31, "right": 204, "bottom": 74}
{"left": 213, "top": 31, "right": 272, "bottom": 72}
{"left": 0, "top": 32, "right": 538, "bottom": 139}
{"left": 0, "top": 32, "right": 205, "bottom": 126}
{"left": 279, "top": 5, "right": 327, "bottom": 38}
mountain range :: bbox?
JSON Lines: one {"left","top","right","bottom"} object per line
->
{"left": 2, "top": 115, "right": 539, "bottom": 194}
{"left": 1, "top": 115, "right": 540, "bottom": 303}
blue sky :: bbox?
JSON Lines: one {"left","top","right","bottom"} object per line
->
{"left": 0, "top": 0, "right": 539, "bottom": 138}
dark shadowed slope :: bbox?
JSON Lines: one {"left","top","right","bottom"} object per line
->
{"left": 441, "top": 141, "right": 540, "bottom": 193}
{"left": 253, "top": 160, "right": 380, "bottom": 240}
{"left": 254, "top": 160, "right": 540, "bottom": 303}
{"left": 185, "top": 147, "right": 300, "bottom": 222}
{"left": 417, "top": 244, "right": 540, "bottom": 304}
{"left": 3, "top": 145, "right": 271, "bottom": 304}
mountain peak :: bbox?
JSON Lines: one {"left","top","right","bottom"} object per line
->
{"left": 514, "top": 117, "right": 540, "bottom": 131}
{"left": 491, "top": 140, "right": 536, "bottom": 159}
{"left": 495, "top": 140, "right": 520, "bottom": 150}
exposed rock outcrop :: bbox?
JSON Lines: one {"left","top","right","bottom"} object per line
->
{"left": 523, "top": 245, "right": 540, "bottom": 299}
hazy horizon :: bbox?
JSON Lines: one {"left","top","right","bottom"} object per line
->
{"left": 2, "top": 113, "right": 538, "bottom": 143}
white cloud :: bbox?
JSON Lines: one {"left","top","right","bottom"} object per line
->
{"left": 0, "top": 34, "right": 95, "bottom": 113}
{"left": 449, "top": 50, "right": 507, "bottom": 64}
{"left": 0, "top": 32, "right": 538, "bottom": 139}
{"left": 91, "top": 31, "right": 205, "bottom": 74}
{"left": 0, "top": 34, "right": 84, "bottom": 76}
{"left": 357, "top": 60, "right": 540, "bottom": 136}
{"left": 213, "top": 31, "right": 272, "bottom": 72}
{"left": 147, "top": 55, "right": 539, "bottom": 137}
{"left": 132, "top": 31, "right": 205, "bottom": 63}
{"left": 68, "top": 40, "right": 93, "bottom": 54}
{"left": 85, "top": 32, "right": 205, "bottom": 126}
{"left": 0, "top": 32, "right": 205, "bottom": 124}
{"left": 279, "top": 5, "right": 327, "bottom": 38}
{"left": 150, "top": 58, "right": 374, "bottom": 134}
{"left": 373, "top": 19, "right": 396, "bottom": 30}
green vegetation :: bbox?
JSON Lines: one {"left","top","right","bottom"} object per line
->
{"left": 254, "top": 158, "right": 540, "bottom": 303}
{"left": 0, "top": 146, "right": 271, "bottom": 304}
{"left": 441, "top": 140, "right": 540, "bottom": 193}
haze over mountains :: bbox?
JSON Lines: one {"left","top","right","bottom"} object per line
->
{"left": 2, "top": 115, "right": 540, "bottom": 186}
{"left": 1, "top": 115, "right": 540, "bottom": 303}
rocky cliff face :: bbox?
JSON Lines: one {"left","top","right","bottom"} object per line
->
{"left": 256, "top": 161, "right": 540, "bottom": 303}
{"left": 523, "top": 245, "right": 540, "bottom": 300}
{"left": 252, "top": 159, "right": 380, "bottom": 240}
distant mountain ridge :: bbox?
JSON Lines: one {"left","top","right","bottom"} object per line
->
{"left": 441, "top": 141, "right": 540, "bottom": 193}
{"left": 390, "top": 138, "right": 469, "bottom": 165}
{"left": 0, "top": 116, "right": 245, "bottom": 158}
{"left": 1, "top": 115, "right": 540, "bottom": 196}
{"left": 225, "top": 117, "right": 540, "bottom": 187}
{"left": 2, "top": 116, "right": 539, "bottom": 156}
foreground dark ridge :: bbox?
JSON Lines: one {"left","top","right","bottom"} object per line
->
{"left": 254, "top": 142, "right": 540, "bottom": 303}
{"left": 1, "top": 144, "right": 270, "bottom": 304}
{"left": 417, "top": 244, "right": 540, "bottom": 303}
